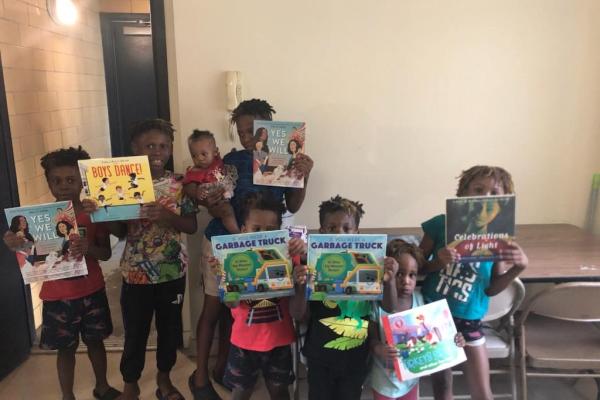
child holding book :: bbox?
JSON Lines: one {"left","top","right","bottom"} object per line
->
{"left": 368, "top": 239, "right": 465, "bottom": 400}
{"left": 211, "top": 191, "right": 305, "bottom": 400}
{"left": 86, "top": 119, "right": 198, "bottom": 400}
{"left": 289, "top": 195, "right": 397, "bottom": 400}
{"left": 191, "top": 99, "right": 314, "bottom": 399}
{"left": 419, "top": 166, "right": 528, "bottom": 400}
{"left": 3, "top": 147, "right": 120, "bottom": 400}
{"left": 183, "top": 130, "right": 239, "bottom": 234}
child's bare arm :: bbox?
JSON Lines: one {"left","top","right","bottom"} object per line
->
{"left": 183, "top": 182, "right": 198, "bottom": 200}
{"left": 3, "top": 231, "right": 25, "bottom": 252}
{"left": 382, "top": 257, "right": 399, "bottom": 313}
{"left": 289, "top": 264, "right": 309, "bottom": 321}
{"left": 70, "top": 227, "right": 111, "bottom": 261}
{"left": 419, "top": 234, "right": 459, "bottom": 274}
{"left": 81, "top": 199, "right": 127, "bottom": 239}
{"left": 285, "top": 154, "right": 314, "bottom": 213}
{"left": 369, "top": 319, "right": 398, "bottom": 365}
{"left": 141, "top": 203, "right": 197, "bottom": 234}
{"left": 486, "top": 243, "right": 528, "bottom": 296}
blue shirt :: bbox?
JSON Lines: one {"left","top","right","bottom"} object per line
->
{"left": 421, "top": 214, "right": 493, "bottom": 320}
{"left": 204, "top": 149, "right": 287, "bottom": 239}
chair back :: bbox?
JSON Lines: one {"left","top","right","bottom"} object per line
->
{"left": 519, "top": 282, "right": 600, "bottom": 323}
{"left": 483, "top": 278, "right": 525, "bottom": 322}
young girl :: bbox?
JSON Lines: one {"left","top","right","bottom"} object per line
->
{"left": 369, "top": 239, "right": 465, "bottom": 400}
{"left": 419, "top": 166, "right": 528, "bottom": 400}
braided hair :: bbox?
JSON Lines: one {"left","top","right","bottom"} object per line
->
{"left": 318, "top": 195, "right": 365, "bottom": 228}
{"left": 456, "top": 165, "right": 514, "bottom": 196}
{"left": 230, "top": 99, "right": 276, "bottom": 124}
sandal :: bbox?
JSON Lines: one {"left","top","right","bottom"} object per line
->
{"left": 188, "top": 371, "right": 221, "bottom": 400}
{"left": 93, "top": 386, "right": 121, "bottom": 400}
{"left": 155, "top": 387, "right": 185, "bottom": 400}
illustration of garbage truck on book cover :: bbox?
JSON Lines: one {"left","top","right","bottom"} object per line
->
{"left": 212, "top": 230, "right": 293, "bottom": 301}
{"left": 308, "top": 234, "right": 387, "bottom": 300}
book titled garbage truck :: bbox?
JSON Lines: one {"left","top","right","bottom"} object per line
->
{"left": 212, "top": 230, "right": 293, "bottom": 302}
{"left": 308, "top": 234, "right": 387, "bottom": 301}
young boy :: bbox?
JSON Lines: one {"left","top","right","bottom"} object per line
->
{"left": 3, "top": 147, "right": 120, "bottom": 400}
{"left": 289, "top": 195, "right": 396, "bottom": 400}
{"left": 190, "top": 99, "right": 314, "bottom": 399}
{"left": 218, "top": 191, "right": 304, "bottom": 400}
{"left": 88, "top": 119, "right": 197, "bottom": 400}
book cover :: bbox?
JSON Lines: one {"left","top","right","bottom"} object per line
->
{"left": 78, "top": 156, "right": 155, "bottom": 222}
{"left": 212, "top": 230, "right": 294, "bottom": 302}
{"left": 307, "top": 234, "right": 387, "bottom": 301}
{"left": 446, "top": 195, "right": 516, "bottom": 262}
{"left": 4, "top": 201, "right": 88, "bottom": 284}
{"left": 252, "top": 120, "right": 305, "bottom": 188}
{"left": 381, "top": 299, "right": 466, "bottom": 381}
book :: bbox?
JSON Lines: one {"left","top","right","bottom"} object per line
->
{"left": 78, "top": 156, "right": 155, "bottom": 222}
{"left": 446, "top": 195, "right": 516, "bottom": 262}
{"left": 212, "top": 230, "right": 294, "bottom": 302}
{"left": 307, "top": 234, "right": 387, "bottom": 301}
{"left": 4, "top": 201, "right": 88, "bottom": 284}
{"left": 252, "top": 120, "right": 305, "bottom": 188}
{"left": 381, "top": 299, "right": 467, "bottom": 381}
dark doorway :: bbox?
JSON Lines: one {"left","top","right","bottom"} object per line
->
{"left": 0, "top": 55, "right": 34, "bottom": 379}
{"left": 100, "top": 1, "right": 171, "bottom": 168}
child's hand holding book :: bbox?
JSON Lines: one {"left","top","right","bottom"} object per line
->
{"left": 3, "top": 230, "right": 25, "bottom": 252}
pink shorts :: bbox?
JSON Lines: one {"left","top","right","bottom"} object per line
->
{"left": 372, "top": 384, "right": 418, "bottom": 400}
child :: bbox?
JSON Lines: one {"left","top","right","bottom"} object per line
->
{"left": 368, "top": 239, "right": 465, "bottom": 400}
{"left": 289, "top": 195, "right": 396, "bottom": 400}
{"left": 215, "top": 191, "right": 304, "bottom": 400}
{"left": 87, "top": 119, "right": 198, "bottom": 400}
{"left": 190, "top": 99, "right": 314, "bottom": 400}
{"left": 419, "top": 166, "right": 528, "bottom": 400}
{"left": 3, "top": 147, "right": 120, "bottom": 400}
{"left": 183, "top": 130, "right": 239, "bottom": 233}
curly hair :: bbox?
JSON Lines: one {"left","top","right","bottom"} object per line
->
{"left": 318, "top": 195, "right": 365, "bottom": 228}
{"left": 188, "top": 129, "right": 216, "bottom": 146}
{"left": 239, "top": 191, "right": 286, "bottom": 228}
{"left": 456, "top": 165, "right": 514, "bottom": 196}
{"left": 40, "top": 146, "right": 90, "bottom": 178}
{"left": 386, "top": 239, "right": 425, "bottom": 269}
{"left": 130, "top": 118, "right": 175, "bottom": 143}
{"left": 230, "top": 99, "right": 276, "bottom": 125}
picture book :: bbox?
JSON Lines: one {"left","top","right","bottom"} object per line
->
{"left": 252, "top": 120, "right": 305, "bottom": 188}
{"left": 4, "top": 201, "right": 88, "bottom": 284}
{"left": 78, "top": 156, "right": 155, "bottom": 222}
{"left": 212, "top": 230, "right": 294, "bottom": 302}
{"left": 381, "top": 299, "right": 466, "bottom": 381}
{"left": 307, "top": 234, "right": 387, "bottom": 301}
{"left": 446, "top": 195, "right": 516, "bottom": 262}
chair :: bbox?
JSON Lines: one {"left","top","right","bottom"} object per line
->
{"left": 420, "top": 278, "right": 525, "bottom": 400}
{"left": 516, "top": 282, "right": 600, "bottom": 400}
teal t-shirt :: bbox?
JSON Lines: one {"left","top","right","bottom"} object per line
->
{"left": 421, "top": 214, "right": 493, "bottom": 320}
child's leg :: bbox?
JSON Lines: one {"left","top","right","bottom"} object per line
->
{"left": 154, "top": 277, "right": 186, "bottom": 396}
{"left": 333, "top": 367, "right": 367, "bottom": 400}
{"left": 57, "top": 347, "right": 77, "bottom": 400}
{"left": 223, "top": 344, "right": 260, "bottom": 400}
{"left": 221, "top": 202, "right": 240, "bottom": 234}
{"left": 120, "top": 281, "right": 155, "bottom": 399}
{"left": 263, "top": 345, "right": 294, "bottom": 400}
{"left": 463, "top": 345, "right": 492, "bottom": 400}
{"left": 431, "top": 369, "right": 453, "bottom": 400}
{"left": 306, "top": 360, "right": 335, "bottom": 400}
{"left": 215, "top": 307, "right": 232, "bottom": 383}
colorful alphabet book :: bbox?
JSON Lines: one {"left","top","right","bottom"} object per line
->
{"left": 307, "top": 234, "right": 387, "bottom": 301}
{"left": 78, "top": 156, "right": 155, "bottom": 222}
{"left": 446, "top": 195, "right": 516, "bottom": 262}
{"left": 252, "top": 120, "right": 306, "bottom": 188}
{"left": 4, "top": 201, "right": 88, "bottom": 284}
{"left": 212, "top": 230, "right": 294, "bottom": 302}
{"left": 381, "top": 299, "right": 466, "bottom": 381}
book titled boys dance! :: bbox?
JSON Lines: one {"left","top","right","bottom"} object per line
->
{"left": 307, "top": 234, "right": 387, "bottom": 301}
{"left": 78, "top": 156, "right": 155, "bottom": 222}
{"left": 4, "top": 201, "right": 87, "bottom": 284}
{"left": 381, "top": 299, "right": 466, "bottom": 381}
{"left": 446, "top": 195, "right": 516, "bottom": 262}
{"left": 212, "top": 230, "right": 294, "bottom": 302}
{"left": 252, "top": 120, "right": 306, "bottom": 188}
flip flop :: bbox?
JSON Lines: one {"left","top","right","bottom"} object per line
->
{"left": 93, "top": 386, "right": 121, "bottom": 400}
{"left": 188, "top": 371, "right": 221, "bottom": 400}
{"left": 155, "top": 387, "right": 185, "bottom": 400}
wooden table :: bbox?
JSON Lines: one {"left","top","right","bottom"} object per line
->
{"left": 359, "top": 224, "right": 600, "bottom": 283}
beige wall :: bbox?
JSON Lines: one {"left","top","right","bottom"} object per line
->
{"left": 166, "top": 0, "right": 600, "bottom": 230}
{"left": 1, "top": 0, "right": 110, "bottom": 326}
{"left": 99, "top": 0, "right": 149, "bottom": 13}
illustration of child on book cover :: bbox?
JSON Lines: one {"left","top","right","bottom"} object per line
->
{"left": 211, "top": 230, "right": 294, "bottom": 302}
{"left": 4, "top": 201, "right": 87, "bottom": 284}
{"left": 446, "top": 195, "right": 516, "bottom": 262}
{"left": 252, "top": 121, "right": 305, "bottom": 188}
{"left": 78, "top": 156, "right": 155, "bottom": 222}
